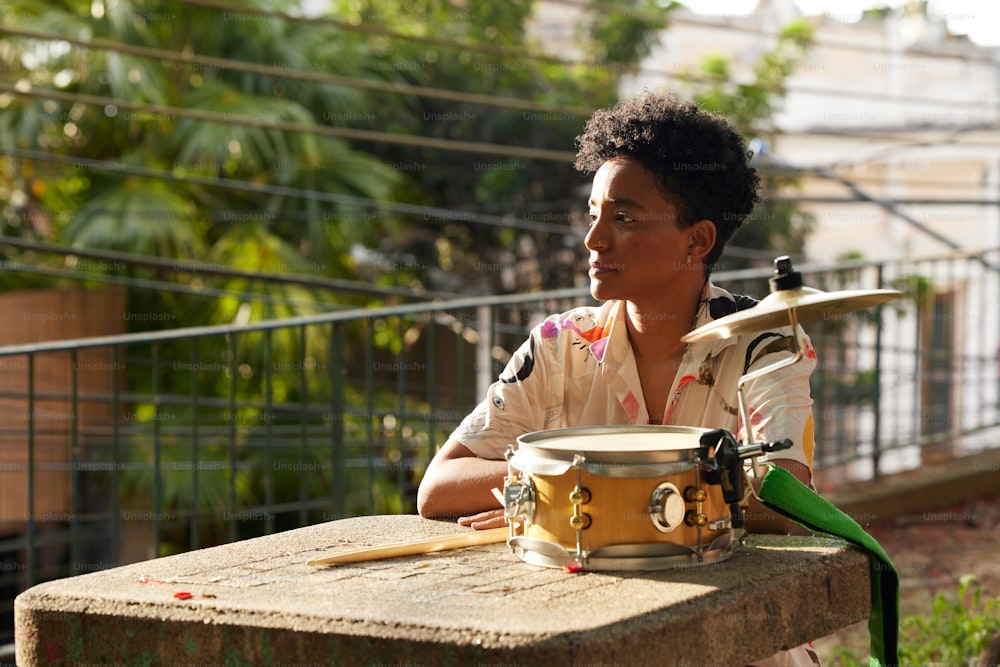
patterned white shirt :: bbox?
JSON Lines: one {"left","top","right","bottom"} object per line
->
{"left": 451, "top": 281, "right": 818, "bottom": 472}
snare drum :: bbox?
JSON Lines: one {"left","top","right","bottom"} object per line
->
{"left": 504, "top": 425, "right": 734, "bottom": 570}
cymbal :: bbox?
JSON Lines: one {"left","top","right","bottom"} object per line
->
{"left": 682, "top": 286, "right": 903, "bottom": 343}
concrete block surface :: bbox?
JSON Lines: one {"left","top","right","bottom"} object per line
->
{"left": 15, "top": 515, "right": 871, "bottom": 666}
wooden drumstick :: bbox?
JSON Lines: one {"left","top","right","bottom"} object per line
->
{"left": 306, "top": 527, "right": 509, "bottom": 566}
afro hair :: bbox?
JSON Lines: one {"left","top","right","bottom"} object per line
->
{"left": 574, "top": 91, "right": 761, "bottom": 271}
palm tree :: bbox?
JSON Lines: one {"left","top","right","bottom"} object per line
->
{"left": 0, "top": 0, "right": 400, "bottom": 280}
{"left": 0, "top": 0, "right": 408, "bottom": 564}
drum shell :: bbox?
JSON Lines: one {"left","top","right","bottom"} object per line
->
{"left": 511, "top": 426, "right": 731, "bottom": 553}
{"left": 524, "top": 467, "right": 729, "bottom": 551}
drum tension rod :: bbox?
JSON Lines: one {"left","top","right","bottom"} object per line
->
{"left": 569, "top": 454, "right": 591, "bottom": 564}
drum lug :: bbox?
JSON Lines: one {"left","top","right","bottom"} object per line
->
{"left": 683, "top": 486, "right": 708, "bottom": 527}
{"left": 649, "top": 482, "right": 685, "bottom": 533}
{"left": 685, "top": 511, "right": 708, "bottom": 527}
{"left": 569, "top": 480, "right": 592, "bottom": 532}
{"left": 569, "top": 511, "right": 592, "bottom": 531}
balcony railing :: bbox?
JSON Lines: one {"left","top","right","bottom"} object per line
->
{"left": 1, "top": 249, "right": 998, "bottom": 646}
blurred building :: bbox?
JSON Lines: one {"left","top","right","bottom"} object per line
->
{"left": 630, "top": 0, "right": 1000, "bottom": 262}
{"left": 530, "top": 0, "right": 1000, "bottom": 477}
{"left": 533, "top": 0, "right": 1000, "bottom": 260}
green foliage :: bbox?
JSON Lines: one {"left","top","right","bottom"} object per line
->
{"left": 0, "top": 0, "right": 415, "bottom": 432}
{"left": 583, "top": 1, "right": 678, "bottom": 68}
{"left": 2, "top": 0, "right": 816, "bottom": 293}
{"left": 833, "top": 575, "right": 1000, "bottom": 666}
{"left": 900, "top": 575, "right": 1000, "bottom": 665}
{"left": 890, "top": 273, "right": 935, "bottom": 309}
{"left": 691, "top": 19, "right": 813, "bottom": 139}
{"left": 330, "top": 0, "right": 682, "bottom": 294}
{"left": 0, "top": 0, "right": 400, "bottom": 278}
{"left": 0, "top": 0, "right": 821, "bottom": 555}
{"left": 65, "top": 177, "right": 201, "bottom": 256}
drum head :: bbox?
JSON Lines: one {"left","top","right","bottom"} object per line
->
{"left": 514, "top": 425, "right": 710, "bottom": 477}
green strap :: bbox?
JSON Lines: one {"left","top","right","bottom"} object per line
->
{"left": 757, "top": 466, "right": 899, "bottom": 667}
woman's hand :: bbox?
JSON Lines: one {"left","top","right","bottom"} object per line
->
{"left": 458, "top": 508, "right": 507, "bottom": 530}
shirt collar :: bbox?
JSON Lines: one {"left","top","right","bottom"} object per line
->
{"left": 589, "top": 281, "right": 746, "bottom": 363}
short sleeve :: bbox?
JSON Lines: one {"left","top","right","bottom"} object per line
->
{"left": 740, "top": 326, "right": 818, "bottom": 472}
{"left": 449, "top": 330, "right": 554, "bottom": 460}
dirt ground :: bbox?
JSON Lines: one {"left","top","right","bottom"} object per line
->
{"left": 812, "top": 492, "right": 1000, "bottom": 664}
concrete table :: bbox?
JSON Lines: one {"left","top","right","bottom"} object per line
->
{"left": 15, "top": 515, "right": 871, "bottom": 666}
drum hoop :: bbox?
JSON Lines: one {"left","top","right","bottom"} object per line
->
{"left": 508, "top": 533, "right": 733, "bottom": 571}
{"left": 509, "top": 452, "right": 695, "bottom": 478}
{"left": 515, "top": 425, "right": 711, "bottom": 472}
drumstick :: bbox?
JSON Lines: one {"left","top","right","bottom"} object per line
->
{"left": 307, "top": 527, "right": 509, "bottom": 566}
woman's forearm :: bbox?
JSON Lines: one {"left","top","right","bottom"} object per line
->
{"left": 416, "top": 442, "right": 507, "bottom": 520}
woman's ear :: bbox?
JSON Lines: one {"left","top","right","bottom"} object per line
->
{"left": 688, "top": 219, "right": 717, "bottom": 261}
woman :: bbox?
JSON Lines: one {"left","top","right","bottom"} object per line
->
{"left": 418, "top": 92, "right": 816, "bottom": 536}
{"left": 418, "top": 89, "right": 822, "bottom": 667}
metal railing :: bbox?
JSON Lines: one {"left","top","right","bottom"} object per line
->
{"left": 1, "top": 249, "right": 998, "bottom": 644}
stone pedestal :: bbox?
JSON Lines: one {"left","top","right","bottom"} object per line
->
{"left": 15, "top": 515, "right": 872, "bottom": 666}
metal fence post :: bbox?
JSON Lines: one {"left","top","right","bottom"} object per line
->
{"left": 190, "top": 342, "right": 200, "bottom": 550}
{"left": 330, "top": 322, "right": 346, "bottom": 519}
{"left": 872, "top": 262, "right": 885, "bottom": 479}
{"left": 25, "top": 354, "right": 35, "bottom": 587}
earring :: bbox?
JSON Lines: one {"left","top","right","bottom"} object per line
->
{"left": 686, "top": 253, "right": 692, "bottom": 264}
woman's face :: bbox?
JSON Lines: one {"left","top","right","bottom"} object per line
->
{"left": 585, "top": 159, "right": 697, "bottom": 306}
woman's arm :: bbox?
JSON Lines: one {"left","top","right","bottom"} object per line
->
{"left": 416, "top": 438, "right": 507, "bottom": 525}
{"left": 739, "top": 327, "right": 819, "bottom": 535}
